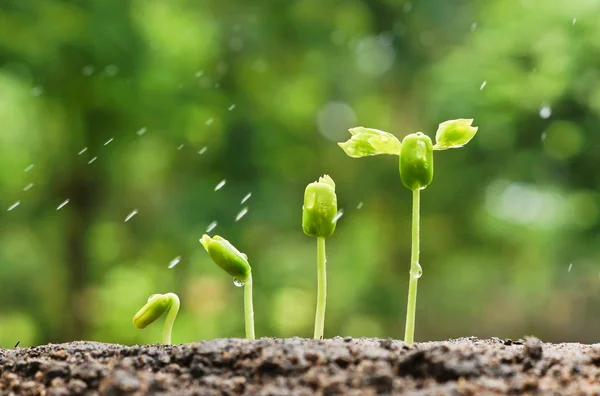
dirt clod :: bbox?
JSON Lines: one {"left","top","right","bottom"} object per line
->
{"left": 1, "top": 337, "right": 599, "bottom": 395}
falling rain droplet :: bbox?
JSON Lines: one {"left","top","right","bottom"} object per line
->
{"left": 235, "top": 207, "right": 249, "bottom": 222}
{"left": 78, "top": 147, "right": 88, "bottom": 155}
{"left": 195, "top": 70, "right": 204, "bottom": 78}
{"left": 233, "top": 278, "right": 245, "bottom": 287}
{"left": 480, "top": 81, "right": 487, "bottom": 90}
{"left": 541, "top": 132, "right": 547, "bottom": 141}
{"left": 357, "top": 202, "right": 364, "bottom": 209}
{"left": 177, "top": 144, "right": 184, "bottom": 150}
{"left": 241, "top": 193, "right": 252, "bottom": 204}
{"left": 24, "top": 164, "right": 34, "bottom": 172}
{"left": 205, "top": 118, "right": 214, "bottom": 126}
{"left": 124, "top": 209, "right": 139, "bottom": 222}
{"left": 104, "top": 138, "right": 114, "bottom": 146}
{"left": 214, "top": 179, "right": 227, "bottom": 191}
{"left": 57, "top": 199, "right": 70, "bottom": 211}
{"left": 88, "top": 157, "right": 97, "bottom": 164}
{"left": 199, "top": 146, "right": 208, "bottom": 155}
{"left": 332, "top": 209, "right": 344, "bottom": 223}
{"left": 539, "top": 104, "right": 552, "bottom": 119}
{"left": 470, "top": 22, "right": 477, "bottom": 32}
{"left": 568, "top": 263, "right": 573, "bottom": 272}
{"left": 7, "top": 201, "right": 20, "bottom": 211}
{"left": 412, "top": 263, "right": 423, "bottom": 279}
{"left": 23, "top": 183, "right": 34, "bottom": 192}
{"left": 206, "top": 221, "right": 218, "bottom": 233}
{"left": 168, "top": 256, "right": 182, "bottom": 269}
{"left": 572, "top": 18, "right": 577, "bottom": 25}
{"left": 228, "top": 104, "right": 236, "bottom": 111}
{"left": 136, "top": 127, "right": 147, "bottom": 136}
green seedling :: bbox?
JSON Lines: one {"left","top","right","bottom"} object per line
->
{"left": 302, "top": 175, "right": 338, "bottom": 340}
{"left": 133, "top": 292, "right": 180, "bottom": 345}
{"left": 339, "top": 119, "right": 478, "bottom": 344}
{"left": 200, "top": 234, "right": 255, "bottom": 339}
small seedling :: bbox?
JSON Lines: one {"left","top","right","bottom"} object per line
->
{"left": 339, "top": 119, "right": 478, "bottom": 344}
{"left": 133, "top": 292, "right": 180, "bottom": 345}
{"left": 200, "top": 234, "right": 255, "bottom": 339}
{"left": 302, "top": 175, "right": 338, "bottom": 340}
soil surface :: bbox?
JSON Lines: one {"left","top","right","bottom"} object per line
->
{"left": 1, "top": 336, "right": 600, "bottom": 395}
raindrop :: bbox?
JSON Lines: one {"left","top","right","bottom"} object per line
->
{"left": 136, "top": 127, "right": 147, "bottom": 136}
{"left": 104, "top": 138, "right": 114, "bottom": 146}
{"left": 214, "top": 179, "right": 227, "bottom": 191}
{"left": 82, "top": 65, "right": 95, "bottom": 76}
{"left": 541, "top": 132, "right": 547, "bottom": 141}
{"left": 23, "top": 183, "right": 34, "bottom": 192}
{"left": 195, "top": 70, "right": 204, "bottom": 78}
{"left": 357, "top": 201, "right": 364, "bottom": 209}
{"left": 480, "top": 81, "right": 487, "bottom": 90}
{"left": 572, "top": 18, "right": 577, "bottom": 25}
{"left": 332, "top": 209, "right": 344, "bottom": 223}
{"left": 412, "top": 262, "right": 423, "bottom": 279}
{"left": 78, "top": 147, "right": 88, "bottom": 155}
{"left": 241, "top": 193, "right": 252, "bottom": 204}
{"left": 539, "top": 104, "right": 552, "bottom": 119}
{"left": 57, "top": 199, "right": 70, "bottom": 211}
{"left": 470, "top": 22, "right": 477, "bottom": 32}
{"left": 206, "top": 221, "right": 218, "bottom": 233}
{"left": 228, "top": 104, "right": 236, "bottom": 111}
{"left": 205, "top": 118, "right": 214, "bottom": 126}
{"left": 168, "top": 256, "right": 182, "bottom": 269}
{"left": 233, "top": 278, "right": 245, "bottom": 287}
{"left": 88, "top": 157, "right": 97, "bottom": 164}
{"left": 24, "top": 164, "right": 34, "bottom": 172}
{"left": 177, "top": 144, "right": 184, "bottom": 150}
{"left": 104, "top": 65, "right": 119, "bottom": 77}
{"left": 235, "top": 207, "right": 249, "bottom": 222}
{"left": 124, "top": 209, "right": 139, "bottom": 222}
{"left": 199, "top": 146, "right": 208, "bottom": 155}
{"left": 7, "top": 201, "right": 20, "bottom": 211}
{"left": 568, "top": 263, "right": 573, "bottom": 272}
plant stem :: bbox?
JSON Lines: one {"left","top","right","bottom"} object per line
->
{"left": 404, "top": 188, "right": 421, "bottom": 344}
{"left": 244, "top": 273, "right": 256, "bottom": 339}
{"left": 162, "top": 293, "right": 180, "bottom": 345}
{"left": 314, "top": 236, "right": 327, "bottom": 340}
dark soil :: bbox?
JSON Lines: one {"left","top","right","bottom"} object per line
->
{"left": 1, "top": 336, "right": 600, "bottom": 395}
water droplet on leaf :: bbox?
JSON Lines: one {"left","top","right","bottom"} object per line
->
{"left": 412, "top": 263, "right": 423, "bottom": 279}
{"left": 233, "top": 278, "right": 245, "bottom": 287}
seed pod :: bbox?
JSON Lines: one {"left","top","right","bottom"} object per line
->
{"left": 399, "top": 132, "right": 434, "bottom": 191}
{"left": 434, "top": 119, "right": 478, "bottom": 150}
{"left": 302, "top": 175, "right": 338, "bottom": 238}
{"left": 200, "top": 235, "right": 251, "bottom": 281}
{"left": 133, "top": 294, "right": 171, "bottom": 329}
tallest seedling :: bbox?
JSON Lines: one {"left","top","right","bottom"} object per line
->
{"left": 339, "top": 119, "right": 478, "bottom": 344}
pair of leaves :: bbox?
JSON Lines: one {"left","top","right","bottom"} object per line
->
{"left": 338, "top": 119, "right": 478, "bottom": 158}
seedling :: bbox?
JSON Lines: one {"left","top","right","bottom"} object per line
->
{"left": 200, "top": 234, "right": 255, "bottom": 339}
{"left": 302, "top": 175, "right": 338, "bottom": 340}
{"left": 339, "top": 119, "right": 478, "bottom": 344}
{"left": 133, "top": 292, "right": 180, "bottom": 345}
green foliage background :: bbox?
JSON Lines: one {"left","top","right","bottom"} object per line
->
{"left": 1, "top": 0, "right": 599, "bottom": 347}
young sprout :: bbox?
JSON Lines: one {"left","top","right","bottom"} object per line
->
{"left": 339, "top": 119, "right": 478, "bottom": 344}
{"left": 200, "top": 234, "right": 255, "bottom": 339}
{"left": 302, "top": 175, "right": 338, "bottom": 340}
{"left": 133, "top": 293, "right": 180, "bottom": 345}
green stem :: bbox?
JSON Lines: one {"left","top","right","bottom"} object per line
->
{"left": 244, "top": 274, "right": 255, "bottom": 339}
{"left": 314, "top": 236, "right": 327, "bottom": 340}
{"left": 162, "top": 293, "right": 180, "bottom": 345}
{"left": 404, "top": 189, "right": 420, "bottom": 344}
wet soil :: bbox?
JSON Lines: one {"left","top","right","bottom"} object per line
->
{"left": 1, "top": 337, "right": 600, "bottom": 395}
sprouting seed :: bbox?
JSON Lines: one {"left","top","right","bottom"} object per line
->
{"left": 241, "top": 193, "right": 252, "bottom": 204}
{"left": 332, "top": 209, "right": 344, "bottom": 223}
{"left": 206, "top": 118, "right": 214, "bottom": 126}
{"left": 136, "top": 127, "right": 147, "bottom": 136}
{"left": 24, "top": 164, "right": 34, "bottom": 172}
{"left": 199, "top": 147, "right": 208, "bottom": 155}
{"left": 88, "top": 157, "right": 97, "bottom": 164}
{"left": 228, "top": 104, "right": 236, "bottom": 111}
{"left": 206, "top": 221, "right": 218, "bottom": 232}
{"left": 125, "top": 209, "right": 139, "bottom": 222}
{"left": 357, "top": 201, "right": 364, "bottom": 209}
{"left": 480, "top": 81, "right": 487, "bottom": 90}
{"left": 78, "top": 147, "right": 88, "bottom": 155}
{"left": 235, "top": 207, "right": 249, "bottom": 222}
{"left": 7, "top": 201, "right": 20, "bottom": 211}
{"left": 57, "top": 199, "right": 70, "bottom": 210}
{"left": 214, "top": 179, "right": 227, "bottom": 191}
{"left": 168, "top": 256, "right": 182, "bottom": 269}
{"left": 23, "top": 183, "right": 34, "bottom": 192}
{"left": 568, "top": 263, "right": 573, "bottom": 272}
{"left": 104, "top": 138, "right": 114, "bottom": 146}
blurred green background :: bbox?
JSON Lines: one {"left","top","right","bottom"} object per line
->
{"left": 1, "top": 0, "right": 599, "bottom": 347}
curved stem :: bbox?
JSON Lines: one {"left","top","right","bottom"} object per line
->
{"left": 162, "top": 293, "right": 180, "bottom": 345}
{"left": 314, "top": 236, "right": 327, "bottom": 340}
{"left": 244, "top": 274, "right": 255, "bottom": 339}
{"left": 404, "top": 189, "right": 420, "bottom": 344}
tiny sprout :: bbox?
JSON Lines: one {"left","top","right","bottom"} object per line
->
{"left": 133, "top": 293, "right": 180, "bottom": 345}
{"left": 339, "top": 119, "right": 478, "bottom": 344}
{"left": 302, "top": 175, "right": 338, "bottom": 340}
{"left": 200, "top": 234, "right": 255, "bottom": 339}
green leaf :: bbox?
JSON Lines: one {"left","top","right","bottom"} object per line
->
{"left": 433, "top": 119, "right": 478, "bottom": 150}
{"left": 338, "top": 127, "right": 401, "bottom": 158}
